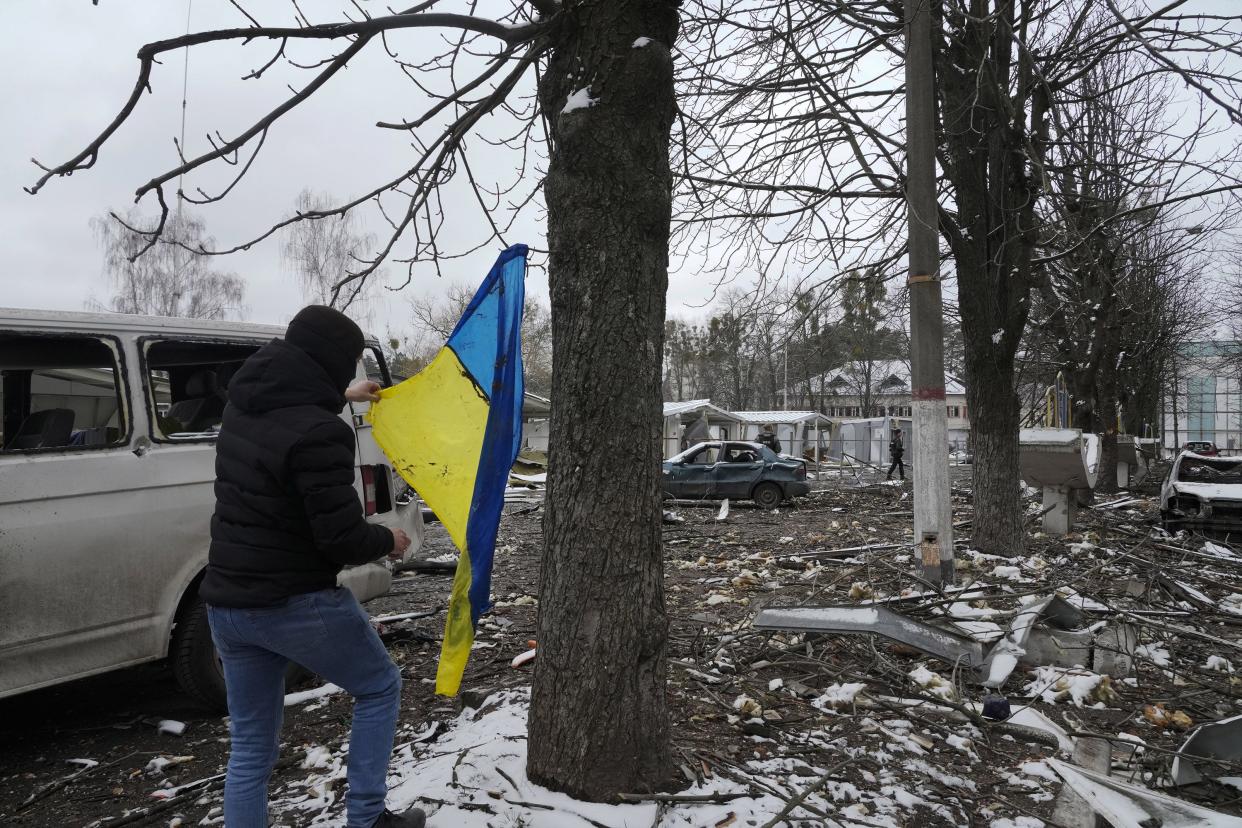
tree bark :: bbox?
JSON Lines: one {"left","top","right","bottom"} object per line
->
{"left": 527, "top": 0, "right": 678, "bottom": 800}
{"left": 963, "top": 352, "right": 1026, "bottom": 554}
{"left": 936, "top": 0, "right": 1040, "bottom": 555}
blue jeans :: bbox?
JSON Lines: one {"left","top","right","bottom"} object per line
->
{"left": 208, "top": 587, "right": 401, "bottom": 828}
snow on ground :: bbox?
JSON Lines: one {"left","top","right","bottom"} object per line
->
{"left": 267, "top": 687, "right": 982, "bottom": 827}
{"left": 1136, "top": 643, "right": 1172, "bottom": 667}
{"left": 1023, "top": 666, "right": 1116, "bottom": 707}
{"left": 811, "top": 681, "right": 868, "bottom": 710}
{"left": 284, "top": 682, "right": 344, "bottom": 707}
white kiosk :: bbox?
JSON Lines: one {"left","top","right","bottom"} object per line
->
{"left": 1019, "top": 428, "right": 1100, "bottom": 534}
{"left": 1115, "top": 435, "right": 1152, "bottom": 490}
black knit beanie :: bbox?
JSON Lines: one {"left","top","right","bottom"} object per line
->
{"left": 285, "top": 305, "right": 364, "bottom": 391}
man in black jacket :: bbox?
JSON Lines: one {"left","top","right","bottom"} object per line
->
{"left": 886, "top": 427, "right": 906, "bottom": 481}
{"left": 755, "top": 424, "right": 782, "bottom": 454}
{"left": 202, "top": 306, "right": 422, "bottom": 828}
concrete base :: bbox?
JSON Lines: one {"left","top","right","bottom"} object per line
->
{"left": 1051, "top": 738, "right": 1111, "bottom": 827}
{"left": 1023, "top": 627, "right": 1093, "bottom": 669}
{"left": 1043, "top": 486, "right": 1075, "bottom": 535}
{"left": 1093, "top": 624, "right": 1137, "bottom": 676}
{"left": 1117, "top": 462, "right": 1133, "bottom": 490}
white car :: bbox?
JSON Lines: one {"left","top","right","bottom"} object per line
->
{"left": 0, "top": 308, "right": 423, "bottom": 709}
{"left": 1160, "top": 450, "right": 1242, "bottom": 538}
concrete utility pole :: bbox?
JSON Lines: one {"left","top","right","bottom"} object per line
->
{"left": 904, "top": 0, "right": 954, "bottom": 585}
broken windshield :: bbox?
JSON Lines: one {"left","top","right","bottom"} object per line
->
{"left": 1177, "top": 457, "right": 1242, "bottom": 485}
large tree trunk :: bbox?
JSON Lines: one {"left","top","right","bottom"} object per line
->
{"left": 937, "top": 0, "right": 1041, "bottom": 556}
{"left": 963, "top": 350, "right": 1026, "bottom": 554}
{"left": 527, "top": 0, "right": 678, "bottom": 801}
{"left": 1095, "top": 346, "right": 1121, "bottom": 493}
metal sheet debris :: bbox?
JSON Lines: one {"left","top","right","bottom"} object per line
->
{"left": 1048, "top": 758, "right": 1242, "bottom": 828}
{"left": 757, "top": 594, "right": 1131, "bottom": 692}
{"left": 1051, "top": 736, "right": 1110, "bottom": 828}
{"left": 753, "top": 605, "right": 985, "bottom": 669}
{"left": 981, "top": 595, "right": 1086, "bottom": 688}
{"left": 1171, "top": 713, "right": 1242, "bottom": 787}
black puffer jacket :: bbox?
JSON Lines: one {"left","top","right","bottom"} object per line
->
{"left": 200, "top": 339, "right": 393, "bottom": 607}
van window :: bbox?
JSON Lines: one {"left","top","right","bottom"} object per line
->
{"left": 0, "top": 333, "right": 128, "bottom": 452}
{"left": 142, "top": 339, "right": 262, "bottom": 440}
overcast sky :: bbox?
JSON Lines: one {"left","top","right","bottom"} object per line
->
{"left": 2, "top": 2, "right": 1237, "bottom": 340}
{"left": 0, "top": 1, "right": 724, "bottom": 337}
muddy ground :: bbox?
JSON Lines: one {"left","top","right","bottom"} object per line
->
{"left": 2, "top": 464, "right": 1241, "bottom": 826}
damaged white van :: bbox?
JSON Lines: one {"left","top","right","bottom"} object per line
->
{"left": 0, "top": 308, "right": 423, "bottom": 709}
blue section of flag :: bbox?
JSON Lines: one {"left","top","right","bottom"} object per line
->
{"left": 454, "top": 245, "right": 526, "bottom": 626}
{"left": 448, "top": 245, "right": 528, "bottom": 399}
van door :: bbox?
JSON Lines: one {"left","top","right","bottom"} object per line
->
{"left": 346, "top": 346, "right": 424, "bottom": 558}
{"left": 0, "top": 331, "right": 155, "bottom": 697}
{"left": 135, "top": 335, "right": 266, "bottom": 622}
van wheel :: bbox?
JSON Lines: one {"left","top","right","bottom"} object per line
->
{"left": 171, "top": 596, "right": 228, "bottom": 712}
{"left": 172, "top": 596, "right": 315, "bottom": 712}
{"left": 753, "top": 482, "right": 783, "bottom": 510}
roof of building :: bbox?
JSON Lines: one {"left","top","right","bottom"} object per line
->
{"left": 523, "top": 393, "right": 551, "bottom": 416}
{"left": 732, "top": 410, "right": 834, "bottom": 425}
{"left": 662, "top": 399, "right": 742, "bottom": 421}
{"left": 793, "top": 359, "right": 966, "bottom": 396}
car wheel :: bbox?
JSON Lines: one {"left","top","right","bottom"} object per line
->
{"left": 753, "top": 481, "right": 782, "bottom": 510}
{"left": 171, "top": 595, "right": 228, "bottom": 712}
{"left": 171, "top": 595, "right": 312, "bottom": 713}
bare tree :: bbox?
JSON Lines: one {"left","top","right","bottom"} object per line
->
{"left": 282, "top": 188, "right": 379, "bottom": 317}
{"left": 675, "top": 0, "right": 1242, "bottom": 553}
{"left": 90, "top": 210, "right": 245, "bottom": 319}
{"left": 408, "top": 286, "right": 554, "bottom": 395}
{"left": 30, "top": 0, "right": 676, "bottom": 798}
{"left": 1020, "top": 42, "right": 1235, "bottom": 491}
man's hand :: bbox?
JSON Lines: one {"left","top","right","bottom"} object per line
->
{"left": 388, "top": 528, "right": 412, "bottom": 561}
{"left": 346, "top": 379, "right": 382, "bottom": 403}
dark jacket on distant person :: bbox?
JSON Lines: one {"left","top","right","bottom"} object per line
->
{"left": 889, "top": 434, "right": 905, "bottom": 459}
{"left": 756, "top": 430, "right": 781, "bottom": 454}
{"left": 201, "top": 316, "right": 393, "bottom": 608}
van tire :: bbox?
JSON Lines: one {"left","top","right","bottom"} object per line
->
{"left": 171, "top": 595, "right": 315, "bottom": 712}
{"left": 171, "top": 596, "right": 228, "bottom": 712}
{"left": 752, "top": 482, "right": 783, "bottom": 510}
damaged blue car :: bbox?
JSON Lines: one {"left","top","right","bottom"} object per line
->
{"left": 663, "top": 441, "right": 810, "bottom": 509}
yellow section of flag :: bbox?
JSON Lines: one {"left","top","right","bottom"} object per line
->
{"left": 367, "top": 347, "right": 488, "bottom": 552}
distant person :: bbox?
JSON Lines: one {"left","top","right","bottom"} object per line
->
{"left": 887, "top": 427, "right": 905, "bottom": 481}
{"left": 756, "top": 423, "right": 782, "bottom": 454}
{"left": 201, "top": 305, "right": 423, "bottom": 828}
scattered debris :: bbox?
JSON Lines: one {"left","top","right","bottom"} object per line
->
{"left": 1049, "top": 758, "right": 1242, "bottom": 828}
{"left": 753, "top": 604, "right": 985, "bottom": 669}
{"left": 1171, "top": 713, "right": 1242, "bottom": 785}
{"left": 155, "top": 720, "right": 185, "bottom": 737}
{"left": 511, "top": 647, "right": 537, "bottom": 669}
{"left": 8, "top": 469, "right": 1242, "bottom": 827}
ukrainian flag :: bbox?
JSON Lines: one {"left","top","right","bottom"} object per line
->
{"left": 368, "top": 245, "right": 527, "bottom": 696}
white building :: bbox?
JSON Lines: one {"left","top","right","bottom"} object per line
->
{"left": 731, "top": 410, "right": 834, "bottom": 459}
{"left": 784, "top": 360, "right": 971, "bottom": 451}
{"left": 661, "top": 399, "right": 744, "bottom": 458}
{"left": 520, "top": 392, "right": 552, "bottom": 452}
{"left": 1162, "top": 341, "right": 1242, "bottom": 454}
